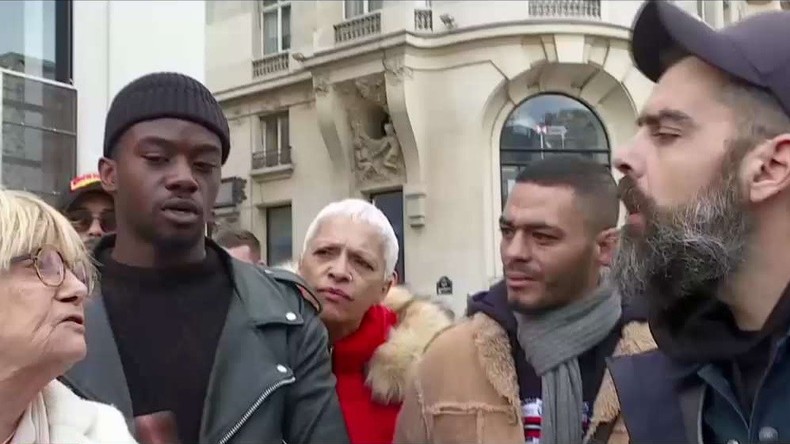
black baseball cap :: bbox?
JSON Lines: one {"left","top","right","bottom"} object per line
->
{"left": 60, "top": 173, "right": 109, "bottom": 212}
{"left": 630, "top": 1, "right": 790, "bottom": 116}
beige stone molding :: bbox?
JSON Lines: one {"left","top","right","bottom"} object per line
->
{"left": 313, "top": 75, "right": 331, "bottom": 96}
{"left": 383, "top": 56, "right": 414, "bottom": 84}
{"left": 250, "top": 164, "right": 295, "bottom": 183}
{"left": 404, "top": 184, "right": 427, "bottom": 228}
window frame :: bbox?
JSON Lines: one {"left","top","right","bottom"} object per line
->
{"left": 259, "top": 0, "right": 291, "bottom": 56}
{"left": 696, "top": 0, "right": 705, "bottom": 20}
{"left": 55, "top": 0, "right": 73, "bottom": 83}
{"left": 257, "top": 111, "right": 290, "bottom": 167}
{"left": 369, "top": 188, "right": 406, "bottom": 284}
{"left": 498, "top": 93, "right": 610, "bottom": 207}
{"left": 343, "top": 0, "right": 383, "bottom": 19}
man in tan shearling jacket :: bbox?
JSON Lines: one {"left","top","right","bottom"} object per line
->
{"left": 395, "top": 156, "right": 656, "bottom": 444}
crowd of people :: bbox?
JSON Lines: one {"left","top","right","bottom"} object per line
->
{"left": 1, "top": 2, "right": 789, "bottom": 443}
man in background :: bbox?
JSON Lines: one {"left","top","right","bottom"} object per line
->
{"left": 396, "top": 156, "right": 655, "bottom": 444}
{"left": 214, "top": 228, "right": 263, "bottom": 264}
{"left": 60, "top": 172, "right": 115, "bottom": 250}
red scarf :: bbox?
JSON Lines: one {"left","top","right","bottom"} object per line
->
{"left": 332, "top": 305, "right": 400, "bottom": 444}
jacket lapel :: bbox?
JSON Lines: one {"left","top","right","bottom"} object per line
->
{"left": 199, "top": 262, "right": 301, "bottom": 443}
{"left": 61, "top": 296, "right": 133, "bottom": 419}
{"left": 608, "top": 350, "right": 691, "bottom": 443}
{"left": 472, "top": 313, "right": 522, "bottom": 417}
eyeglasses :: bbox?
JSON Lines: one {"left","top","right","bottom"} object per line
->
{"left": 66, "top": 209, "right": 116, "bottom": 233}
{"left": 9, "top": 246, "right": 93, "bottom": 295}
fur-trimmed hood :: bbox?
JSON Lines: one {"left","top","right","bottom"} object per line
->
{"left": 365, "top": 286, "right": 454, "bottom": 404}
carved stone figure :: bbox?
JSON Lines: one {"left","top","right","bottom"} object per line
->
{"left": 379, "top": 123, "right": 402, "bottom": 173}
{"left": 313, "top": 76, "right": 330, "bottom": 95}
{"left": 350, "top": 118, "right": 404, "bottom": 183}
{"left": 351, "top": 120, "right": 376, "bottom": 180}
{"left": 354, "top": 76, "right": 388, "bottom": 110}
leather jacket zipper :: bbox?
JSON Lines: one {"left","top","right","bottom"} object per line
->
{"left": 218, "top": 376, "right": 296, "bottom": 444}
{"left": 696, "top": 388, "right": 705, "bottom": 444}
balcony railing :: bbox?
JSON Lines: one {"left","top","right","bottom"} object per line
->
{"left": 334, "top": 12, "right": 382, "bottom": 44}
{"left": 251, "top": 146, "right": 292, "bottom": 170}
{"left": 414, "top": 9, "right": 433, "bottom": 31}
{"left": 528, "top": 0, "right": 601, "bottom": 19}
{"left": 252, "top": 52, "right": 290, "bottom": 78}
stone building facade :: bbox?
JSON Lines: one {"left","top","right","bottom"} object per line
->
{"left": 206, "top": 0, "right": 783, "bottom": 313}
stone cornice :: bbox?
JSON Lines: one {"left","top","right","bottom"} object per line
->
{"left": 213, "top": 20, "right": 631, "bottom": 103}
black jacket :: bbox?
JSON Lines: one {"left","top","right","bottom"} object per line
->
{"left": 61, "top": 237, "right": 349, "bottom": 444}
{"left": 610, "top": 283, "right": 790, "bottom": 443}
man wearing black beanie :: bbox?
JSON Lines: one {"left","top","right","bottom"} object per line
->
{"left": 61, "top": 72, "right": 349, "bottom": 444}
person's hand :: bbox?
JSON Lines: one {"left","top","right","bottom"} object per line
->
{"left": 134, "top": 411, "right": 181, "bottom": 444}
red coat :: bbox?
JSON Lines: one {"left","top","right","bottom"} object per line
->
{"left": 333, "top": 304, "right": 401, "bottom": 444}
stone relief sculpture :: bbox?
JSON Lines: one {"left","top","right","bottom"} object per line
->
{"left": 354, "top": 76, "right": 388, "bottom": 111}
{"left": 336, "top": 75, "right": 388, "bottom": 111}
{"left": 313, "top": 75, "right": 330, "bottom": 95}
{"left": 350, "top": 117, "right": 404, "bottom": 183}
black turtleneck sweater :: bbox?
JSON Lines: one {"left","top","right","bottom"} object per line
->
{"left": 100, "top": 247, "right": 233, "bottom": 443}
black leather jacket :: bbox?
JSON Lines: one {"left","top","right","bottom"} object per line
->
{"left": 61, "top": 238, "right": 349, "bottom": 444}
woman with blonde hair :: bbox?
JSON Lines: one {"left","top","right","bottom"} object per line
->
{"left": 0, "top": 189, "right": 135, "bottom": 444}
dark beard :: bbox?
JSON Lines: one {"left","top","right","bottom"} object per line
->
{"left": 612, "top": 168, "right": 752, "bottom": 311}
{"left": 507, "top": 242, "right": 598, "bottom": 314}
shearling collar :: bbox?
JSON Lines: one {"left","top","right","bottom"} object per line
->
{"left": 465, "top": 312, "right": 657, "bottom": 443}
{"left": 364, "top": 287, "right": 454, "bottom": 403}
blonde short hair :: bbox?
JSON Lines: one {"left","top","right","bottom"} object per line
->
{"left": 0, "top": 189, "right": 95, "bottom": 285}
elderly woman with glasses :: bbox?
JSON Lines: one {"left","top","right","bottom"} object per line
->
{"left": 0, "top": 189, "right": 135, "bottom": 444}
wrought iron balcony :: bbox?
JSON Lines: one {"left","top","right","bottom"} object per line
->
{"left": 251, "top": 146, "right": 292, "bottom": 170}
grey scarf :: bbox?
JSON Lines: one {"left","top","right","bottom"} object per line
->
{"left": 514, "top": 279, "right": 621, "bottom": 444}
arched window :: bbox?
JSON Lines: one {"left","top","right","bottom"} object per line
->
{"left": 500, "top": 94, "right": 610, "bottom": 205}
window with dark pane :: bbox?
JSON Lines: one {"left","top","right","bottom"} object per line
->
{"left": 370, "top": 190, "right": 405, "bottom": 283}
{"left": 499, "top": 94, "right": 610, "bottom": 206}
{"left": 266, "top": 205, "right": 292, "bottom": 266}
{"left": 259, "top": 0, "right": 290, "bottom": 55}
{"left": 253, "top": 112, "right": 289, "bottom": 169}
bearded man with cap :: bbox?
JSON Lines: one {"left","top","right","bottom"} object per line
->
{"left": 609, "top": 2, "right": 790, "bottom": 443}
{"left": 59, "top": 72, "right": 349, "bottom": 444}
{"left": 60, "top": 173, "right": 115, "bottom": 251}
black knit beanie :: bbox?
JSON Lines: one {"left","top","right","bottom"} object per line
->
{"left": 103, "top": 72, "right": 231, "bottom": 164}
